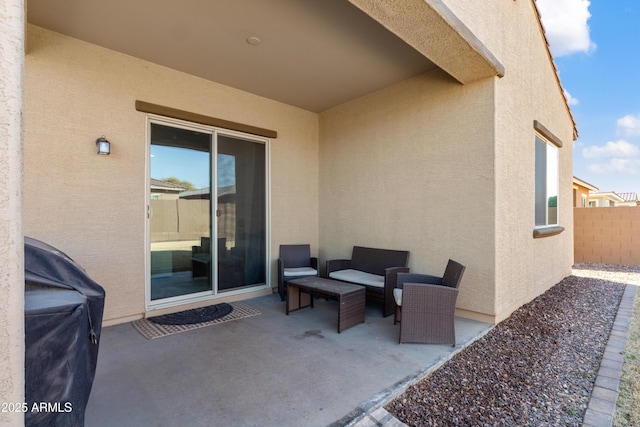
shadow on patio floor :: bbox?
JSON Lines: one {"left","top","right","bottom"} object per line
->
{"left": 86, "top": 294, "right": 491, "bottom": 427}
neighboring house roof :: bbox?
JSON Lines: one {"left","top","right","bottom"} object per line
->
{"left": 571, "top": 177, "right": 638, "bottom": 205}
{"left": 590, "top": 192, "right": 626, "bottom": 203}
{"left": 572, "top": 176, "right": 599, "bottom": 192}
{"left": 617, "top": 192, "right": 639, "bottom": 203}
{"left": 179, "top": 188, "right": 210, "bottom": 199}
{"left": 179, "top": 185, "right": 236, "bottom": 200}
{"left": 218, "top": 185, "right": 236, "bottom": 198}
{"left": 150, "top": 178, "right": 187, "bottom": 192}
{"left": 532, "top": 0, "right": 579, "bottom": 140}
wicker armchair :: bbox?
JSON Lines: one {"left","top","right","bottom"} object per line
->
{"left": 393, "top": 259, "right": 466, "bottom": 345}
{"left": 277, "top": 244, "right": 318, "bottom": 301}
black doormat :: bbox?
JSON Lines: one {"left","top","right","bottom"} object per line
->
{"left": 148, "top": 302, "right": 233, "bottom": 325}
{"left": 132, "top": 302, "right": 261, "bottom": 339}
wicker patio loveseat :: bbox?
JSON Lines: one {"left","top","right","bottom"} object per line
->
{"left": 325, "top": 246, "right": 409, "bottom": 317}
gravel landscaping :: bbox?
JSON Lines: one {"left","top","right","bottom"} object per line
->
{"left": 386, "top": 263, "right": 640, "bottom": 427}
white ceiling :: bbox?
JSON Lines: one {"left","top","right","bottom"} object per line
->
{"left": 27, "top": 0, "right": 437, "bottom": 112}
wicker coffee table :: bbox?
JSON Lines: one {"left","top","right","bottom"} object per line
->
{"left": 286, "top": 276, "right": 365, "bottom": 333}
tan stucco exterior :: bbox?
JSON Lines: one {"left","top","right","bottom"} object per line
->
{"left": 20, "top": 0, "right": 574, "bottom": 328}
{"left": 446, "top": 0, "right": 575, "bottom": 322}
{"left": 24, "top": 25, "right": 320, "bottom": 323}
{"left": 319, "top": 70, "right": 497, "bottom": 322}
{"left": 2, "top": 0, "right": 579, "bottom": 408}
{"left": 318, "top": 0, "right": 575, "bottom": 324}
{"left": 348, "top": 0, "right": 504, "bottom": 84}
{"left": 573, "top": 177, "right": 598, "bottom": 207}
{"left": 0, "top": 0, "right": 25, "bottom": 424}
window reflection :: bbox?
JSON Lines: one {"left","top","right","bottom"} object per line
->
{"left": 535, "top": 135, "right": 559, "bottom": 226}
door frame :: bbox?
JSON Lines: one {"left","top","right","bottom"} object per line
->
{"left": 144, "top": 114, "right": 271, "bottom": 311}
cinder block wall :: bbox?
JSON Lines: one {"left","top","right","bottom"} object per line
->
{"left": 574, "top": 207, "right": 640, "bottom": 265}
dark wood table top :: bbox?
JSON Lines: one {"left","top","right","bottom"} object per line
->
{"left": 287, "top": 276, "right": 364, "bottom": 296}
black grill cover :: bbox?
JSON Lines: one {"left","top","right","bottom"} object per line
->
{"left": 24, "top": 237, "right": 105, "bottom": 427}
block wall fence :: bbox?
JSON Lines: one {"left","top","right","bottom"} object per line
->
{"left": 574, "top": 207, "right": 640, "bottom": 266}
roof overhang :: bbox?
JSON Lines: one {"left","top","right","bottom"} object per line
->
{"left": 572, "top": 176, "right": 599, "bottom": 192}
{"left": 27, "top": 0, "right": 503, "bottom": 113}
{"left": 531, "top": 0, "right": 579, "bottom": 140}
{"left": 348, "top": 0, "right": 505, "bottom": 84}
{"left": 591, "top": 192, "right": 626, "bottom": 203}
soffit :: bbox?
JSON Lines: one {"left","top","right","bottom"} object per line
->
{"left": 27, "top": 0, "right": 438, "bottom": 112}
{"left": 349, "top": 0, "right": 505, "bottom": 83}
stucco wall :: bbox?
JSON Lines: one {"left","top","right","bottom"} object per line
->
{"left": 0, "top": 0, "right": 25, "bottom": 424}
{"left": 23, "top": 0, "right": 576, "bottom": 326}
{"left": 24, "top": 25, "right": 319, "bottom": 323}
{"left": 573, "top": 185, "right": 589, "bottom": 207}
{"left": 319, "top": 69, "right": 497, "bottom": 322}
{"left": 317, "top": 0, "right": 575, "bottom": 324}
{"left": 445, "top": 0, "right": 575, "bottom": 322}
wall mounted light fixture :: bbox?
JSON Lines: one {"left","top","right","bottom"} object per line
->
{"left": 96, "top": 136, "right": 110, "bottom": 155}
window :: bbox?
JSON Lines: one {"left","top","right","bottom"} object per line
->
{"left": 534, "top": 134, "right": 559, "bottom": 226}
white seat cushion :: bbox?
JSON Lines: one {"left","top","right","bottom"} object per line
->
{"left": 283, "top": 267, "right": 317, "bottom": 277}
{"left": 393, "top": 288, "right": 402, "bottom": 306}
{"left": 329, "top": 269, "right": 384, "bottom": 288}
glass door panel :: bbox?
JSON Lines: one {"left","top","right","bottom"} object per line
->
{"left": 150, "top": 123, "right": 212, "bottom": 301}
{"left": 217, "top": 135, "right": 266, "bottom": 291}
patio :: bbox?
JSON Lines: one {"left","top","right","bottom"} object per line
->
{"left": 85, "top": 294, "right": 491, "bottom": 426}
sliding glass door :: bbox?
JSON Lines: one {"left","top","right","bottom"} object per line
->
{"left": 217, "top": 135, "right": 266, "bottom": 291}
{"left": 148, "top": 120, "right": 268, "bottom": 305}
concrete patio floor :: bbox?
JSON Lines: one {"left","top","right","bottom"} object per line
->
{"left": 85, "top": 293, "right": 491, "bottom": 427}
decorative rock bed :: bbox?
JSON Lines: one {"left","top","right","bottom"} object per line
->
{"left": 385, "top": 264, "right": 640, "bottom": 426}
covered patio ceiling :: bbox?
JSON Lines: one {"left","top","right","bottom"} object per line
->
{"left": 27, "top": 0, "right": 436, "bottom": 112}
{"left": 26, "top": 0, "right": 503, "bottom": 113}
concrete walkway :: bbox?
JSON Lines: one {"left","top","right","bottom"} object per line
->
{"left": 85, "top": 284, "right": 637, "bottom": 426}
{"left": 85, "top": 294, "right": 491, "bottom": 427}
